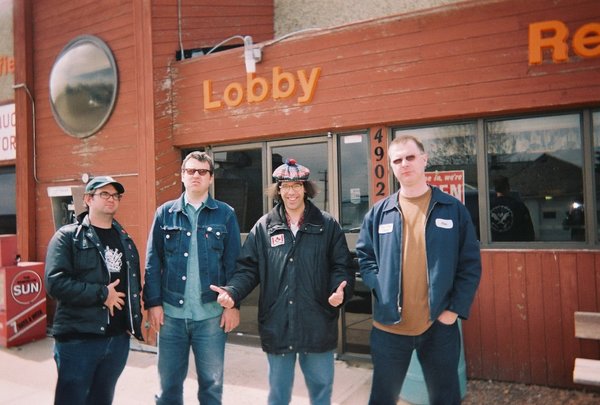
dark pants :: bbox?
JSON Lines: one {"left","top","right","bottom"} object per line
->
{"left": 53, "top": 333, "right": 130, "bottom": 405}
{"left": 368, "top": 321, "right": 461, "bottom": 405}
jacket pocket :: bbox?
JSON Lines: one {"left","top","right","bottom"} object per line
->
{"left": 202, "top": 224, "right": 227, "bottom": 252}
{"left": 73, "top": 245, "right": 102, "bottom": 282}
{"left": 162, "top": 226, "right": 183, "bottom": 254}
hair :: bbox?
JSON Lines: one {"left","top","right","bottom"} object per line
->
{"left": 493, "top": 175, "right": 510, "bottom": 195}
{"left": 181, "top": 151, "right": 214, "bottom": 172}
{"left": 266, "top": 181, "right": 319, "bottom": 203}
{"left": 389, "top": 134, "right": 425, "bottom": 153}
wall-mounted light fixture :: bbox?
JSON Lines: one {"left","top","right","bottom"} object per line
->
{"left": 243, "top": 35, "right": 262, "bottom": 74}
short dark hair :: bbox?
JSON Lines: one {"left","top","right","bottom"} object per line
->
{"left": 266, "top": 181, "right": 319, "bottom": 203}
{"left": 493, "top": 175, "right": 510, "bottom": 195}
{"left": 182, "top": 151, "right": 214, "bottom": 172}
{"left": 389, "top": 135, "right": 425, "bottom": 153}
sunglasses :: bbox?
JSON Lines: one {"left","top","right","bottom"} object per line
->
{"left": 182, "top": 168, "right": 213, "bottom": 176}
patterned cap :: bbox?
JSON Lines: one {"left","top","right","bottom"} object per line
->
{"left": 272, "top": 158, "right": 310, "bottom": 182}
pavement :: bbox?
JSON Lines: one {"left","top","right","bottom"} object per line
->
{"left": 0, "top": 336, "right": 377, "bottom": 405}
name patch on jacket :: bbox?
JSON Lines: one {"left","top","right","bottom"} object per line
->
{"left": 271, "top": 234, "right": 285, "bottom": 247}
{"left": 435, "top": 218, "right": 454, "bottom": 229}
{"left": 378, "top": 223, "right": 393, "bottom": 234}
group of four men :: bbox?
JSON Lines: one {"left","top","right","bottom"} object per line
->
{"left": 45, "top": 135, "right": 482, "bottom": 405}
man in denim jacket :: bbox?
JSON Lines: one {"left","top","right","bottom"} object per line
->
{"left": 143, "top": 151, "right": 241, "bottom": 405}
{"left": 356, "top": 135, "right": 481, "bottom": 405}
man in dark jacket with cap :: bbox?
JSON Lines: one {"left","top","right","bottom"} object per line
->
{"left": 211, "top": 158, "right": 355, "bottom": 405}
{"left": 45, "top": 176, "right": 143, "bottom": 405}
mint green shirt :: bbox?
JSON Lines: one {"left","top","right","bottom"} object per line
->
{"left": 163, "top": 197, "right": 223, "bottom": 321}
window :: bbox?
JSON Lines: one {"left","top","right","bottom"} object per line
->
{"left": 213, "top": 148, "right": 263, "bottom": 233}
{"left": 270, "top": 140, "right": 330, "bottom": 212}
{"left": 487, "top": 114, "right": 583, "bottom": 242}
{"left": 0, "top": 165, "right": 16, "bottom": 234}
{"left": 338, "top": 133, "right": 369, "bottom": 232}
{"left": 394, "top": 123, "right": 479, "bottom": 236}
{"left": 593, "top": 111, "right": 600, "bottom": 242}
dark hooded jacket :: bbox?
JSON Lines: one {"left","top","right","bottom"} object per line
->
{"left": 225, "top": 200, "right": 354, "bottom": 354}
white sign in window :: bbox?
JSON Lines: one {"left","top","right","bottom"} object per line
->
{"left": 0, "top": 103, "right": 15, "bottom": 161}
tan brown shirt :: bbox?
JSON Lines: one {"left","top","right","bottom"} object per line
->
{"left": 375, "top": 188, "right": 432, "bottom": 336}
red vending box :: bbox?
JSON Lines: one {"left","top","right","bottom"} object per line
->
{"left": 0, "top": 234, "right": 17, "bottom": 266}
{"left": 0, "top": 262, "right": 47, "bottom": 347}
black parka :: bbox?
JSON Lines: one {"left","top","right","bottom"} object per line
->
{"left": 45, "top": 214, "right": 144, "bottom": 340}
{"left": 226, "top": 200, "right": 354, "bottom": 354}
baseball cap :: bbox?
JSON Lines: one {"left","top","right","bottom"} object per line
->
{"left": 272, "top": 158, "right": 310, "bottom": 182}
{"left": 85, "top": 176, "right": 125, "bottom": 194}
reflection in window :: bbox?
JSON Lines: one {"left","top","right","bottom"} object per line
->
{"left": 271, "top": 143, "right": 329, "bottom": 212}
{"left": 487, "top": 114, "right": 583, "bottom": 242}
{"left": 339, "top": 133, "right": 369, "bottom": 232}
{"left": 394, "top": 123, "right": 479, "bottom": 237}
{"left": 593, "top": 111, "right": 600, "bottom": 242}
{"left": 213, "top": 149, "right": 263, "bottom": 233}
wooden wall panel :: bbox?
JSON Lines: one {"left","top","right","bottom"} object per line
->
{"left": 525, "top": 252, "right": 548, "bottom": 385}
{"left": 463, "top": 250, "right": 600, "bottom": 389}
{"left": 171, "top": 0, "right": 600, "bottom": 147}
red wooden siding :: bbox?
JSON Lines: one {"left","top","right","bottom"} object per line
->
{"left": 171, "top": 0, "right": 600, "bottom": 147}
{"left": 463, "top": 250, "right": 600, "bottom": 389}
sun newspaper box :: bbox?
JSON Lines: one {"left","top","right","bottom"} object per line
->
{"left": 0, "top": 235, "right": 47, "bottom": 347}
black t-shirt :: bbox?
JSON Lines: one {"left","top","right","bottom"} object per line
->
{"left": 490, "top": 195, "right": 535, "bottom": 242}
{"left": 93, "top": 225, "right": 129, "bottom": 335}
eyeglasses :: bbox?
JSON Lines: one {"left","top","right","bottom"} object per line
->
{"left": 91, "top": 192, "right": 122, "bottom": 201}
{"left": 182, "top": 168, "right": 213, "bottom": 176}
{"left": 279, "top": 183, "right": 304, "bottom": 192}
{"left": 391, "top": 154, "right": 423, "bottom": 165}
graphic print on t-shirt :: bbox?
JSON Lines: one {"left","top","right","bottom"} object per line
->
{"left": 104, "top": 245, "right": 123, "bottom": 274}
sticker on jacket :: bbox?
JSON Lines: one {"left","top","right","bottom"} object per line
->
{"left": 378, "top": 223, "right": 393, "bottom": 234}
{"left": 435, "top": 218, "right": 453, "bottom": 229}
{"left": 271, "top": 234, "right": 285, "bottom": 247}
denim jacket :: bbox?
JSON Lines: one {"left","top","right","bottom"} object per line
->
{"left": 356, "top": 187, "right": 481, "bottom": 325}
{"left": 143, "top": 193, "right": 241, "bottom": 309}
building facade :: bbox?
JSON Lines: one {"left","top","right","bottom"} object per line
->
{"left": 6, "top": 0, "right": 600, "bottom": 389}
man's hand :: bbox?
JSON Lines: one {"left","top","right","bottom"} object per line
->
{"left": 210, "top": 285, "right": 235, "bottom": 309}
{"left": 104, "top": 279, "right": 125, "bottom": 316}
{"left": 220, "top": 308, "right": 240, "bottom": 333}
{"left": 328, "top": 281, "right": 347, "bottom": 307}
{"left": 148, "top": 306, "right": 164, "bottom": 332}
{"left": 437, "top": 310, "right": 458, "bottom": 325}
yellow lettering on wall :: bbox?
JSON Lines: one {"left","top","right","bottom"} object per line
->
{"left": 224, "top": 82, "right": 244, "bottom": 107}
{"left": 203, "top": 80, "right": 223, "bottom": 110}
{"left": 272, "top": 67, "right": 296, "bottom": 100}
{"left": 573, "top": 23, "right": 600, "bottom": 58}
{"left": 247, "top": 73, "right": 269, "bottom": 103}
{"left": 297, "top": 67, "right": 322, "bottom": 104}
{"left": 529, "top": 20, "right": 569, "bottom": 65}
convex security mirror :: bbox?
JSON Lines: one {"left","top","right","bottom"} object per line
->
{"left": 49, "top": 35, "right": 118, "bottom": 138}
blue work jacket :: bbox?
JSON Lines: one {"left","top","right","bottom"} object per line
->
{"left": 356, "top": 187, "right": 481, "bottom": 325}
{"left": 143, "top": 193, "right": 241, "bottom": 309}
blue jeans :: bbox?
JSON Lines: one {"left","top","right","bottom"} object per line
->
{"left": 267, "top": 350, "right": 335, "bottom": 405}
{"left": 368, "top": 321, "right": 461, "bottom": 405}
{"left": 53, "top": 333, "right": 130, "bottom": 405}
{"left": 156, "top": 315, "right": 226, "bottom": 405}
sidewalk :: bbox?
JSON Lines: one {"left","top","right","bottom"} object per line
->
{"left": 0, "top": 337, "right": 374, "bottom": 405}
